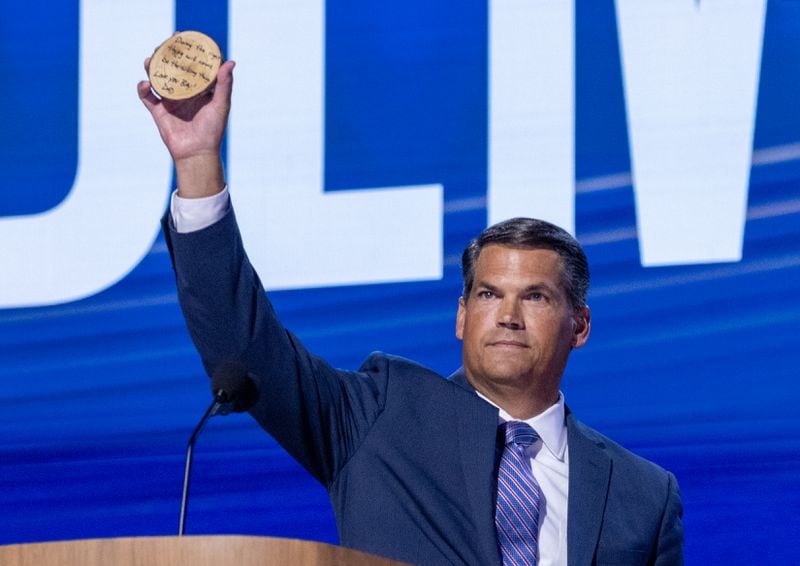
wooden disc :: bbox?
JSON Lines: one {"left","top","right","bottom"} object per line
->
{"left": 148, "top": 31, "right": 222, "bottom": 100}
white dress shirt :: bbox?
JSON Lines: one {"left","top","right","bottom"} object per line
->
{"left": 477, "top": 391, "right": 570, "bottom": 566}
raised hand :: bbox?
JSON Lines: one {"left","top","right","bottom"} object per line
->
{"left": 138, "top": 55, "right": 235, "bottom": 198}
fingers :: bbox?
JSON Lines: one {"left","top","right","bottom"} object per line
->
{"left": 144, "top": 56, "right": 151, "bottom": 74}
{"left": 137, "top": 80, "right": 160, "bottom": 113}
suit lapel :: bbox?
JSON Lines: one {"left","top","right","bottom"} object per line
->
{"left": 566, "top": 411, "right": 611, "bottom": 566}
{"left": 449, "top": 369, "right": 503, "bottom": 566}
{"left": 449, "top": 372, "right": 613, "bottom": 565}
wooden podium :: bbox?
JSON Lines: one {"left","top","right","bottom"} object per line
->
{"left": 0, "top": 535, "right": 407, "bottom": 565}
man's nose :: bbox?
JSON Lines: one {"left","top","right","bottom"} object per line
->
{"left": 497, "top": 298, "right": 524, "bottom": 329}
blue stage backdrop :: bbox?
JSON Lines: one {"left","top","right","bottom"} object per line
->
{"left": 1, "top": 1, "right": 799, "bottom": 563}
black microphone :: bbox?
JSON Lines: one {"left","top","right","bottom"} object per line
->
{"left": 210, "top": 362, "right": 258, "bottom": 415}
{"left": 179, "top": 362, "right": 258, "bottom": 536}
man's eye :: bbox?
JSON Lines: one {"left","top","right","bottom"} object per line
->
{"left": 527, "top": 292, "right": 544, "bottom": 301}
{"left": 477, "top": 291, "right": 495, "bottom": 299}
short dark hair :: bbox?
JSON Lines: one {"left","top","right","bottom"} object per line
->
{"left": 461, "top": 217, "right": 589, "bottom": 309}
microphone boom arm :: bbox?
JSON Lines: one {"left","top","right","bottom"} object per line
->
{"left": 178, "top": 393, "right": 226, "bottom": 536}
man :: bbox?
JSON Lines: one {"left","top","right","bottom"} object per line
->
{"left": 139, "top": 57, "right": 683, "bottom": 565}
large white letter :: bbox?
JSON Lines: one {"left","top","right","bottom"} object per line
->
{"left": 616, "top": 0, "right": 766, "bottom": 265}
{"left": 0, "top": 1, "right": 173, "bottom": 308}
{"left": 488, "top": 0, "right": 574, "bottom": 232}
{"left": 229, "top": 0, "right": 442, "bottom": 290}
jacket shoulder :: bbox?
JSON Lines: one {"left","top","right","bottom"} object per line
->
{"left": 569, "top": 413, "right": 675, "bottom": 483}
{"left": 358, "top": 351, "right": 445, "bottom": 382}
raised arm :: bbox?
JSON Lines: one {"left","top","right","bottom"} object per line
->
{"left": 138, "top": 52, "right": 385, "bottom": 485}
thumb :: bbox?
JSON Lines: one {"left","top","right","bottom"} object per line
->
{"left": 212, "top": 60, "right": 235, "bottom": 110}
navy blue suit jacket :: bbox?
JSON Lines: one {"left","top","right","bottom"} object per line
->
{"left": 163, "top": 210, "right": 683, "bottom": 565}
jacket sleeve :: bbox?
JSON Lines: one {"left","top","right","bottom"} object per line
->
{"left": 653, "top": 471, "right": 684, "bottom": 565}
{"left": 162, "top": 209, "right": 388, "bottom": 486}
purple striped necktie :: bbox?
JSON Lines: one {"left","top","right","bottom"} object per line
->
{"left": 495, "top": 421, "right": 542, "bottom": 566}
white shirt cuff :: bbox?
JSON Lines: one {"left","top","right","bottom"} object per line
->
{"left": 170, "top": 186, "right": 231, "bottom": 233}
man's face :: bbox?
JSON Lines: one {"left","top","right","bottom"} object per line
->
{"left": 455, "top": 244, "right": 590, "bottom": 401}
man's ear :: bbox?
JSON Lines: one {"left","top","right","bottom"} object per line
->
{"left": 455, "top": 296, "right": 466, "bottom": 341}
{"left": 572, "top": 305, "right": 591, "bottom": 349}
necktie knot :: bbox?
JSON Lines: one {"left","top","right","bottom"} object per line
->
{"left": 503, "top": 421, "right": 539, "bottom": 448}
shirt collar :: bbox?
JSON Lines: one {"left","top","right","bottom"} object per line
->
{"left": 476, "top": 390, "right": 568, "bottom": 461}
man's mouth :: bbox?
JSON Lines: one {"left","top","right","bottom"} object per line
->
{"left": 488, "top": 340, "right": 529, "bottom": 348}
